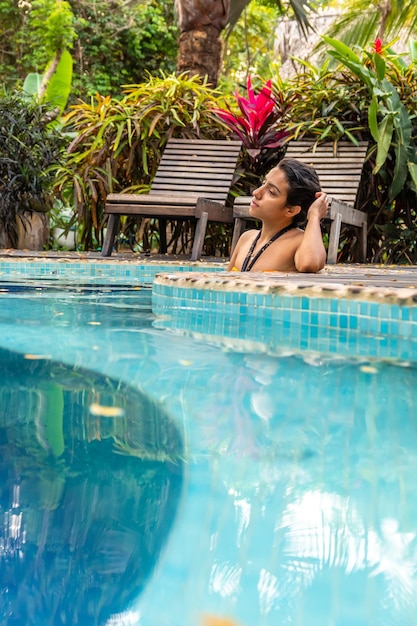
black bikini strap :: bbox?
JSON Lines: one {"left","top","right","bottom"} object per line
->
{"left": 241, "top": 224, "right": 295, "bottom": 272}
{"left": 241, "top": 231, "right": 261, "bottom": 272}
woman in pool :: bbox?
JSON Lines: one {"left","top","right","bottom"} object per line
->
{"left": 227, "top": 158, "right": 329, "bottom": 273}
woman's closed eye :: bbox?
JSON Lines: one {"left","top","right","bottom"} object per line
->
{"left": 263, "top": 181, "right": 279, "bottom": 196}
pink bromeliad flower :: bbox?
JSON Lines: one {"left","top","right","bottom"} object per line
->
{"left": 212, "top": 77, "right": 287, "bottom": 159}
{"left": 373, "top": 38, "right": 383, "bottom": 54}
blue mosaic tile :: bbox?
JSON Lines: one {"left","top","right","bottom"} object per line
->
{"left": 152, "top": 278, "right": 417, "bottom": 361}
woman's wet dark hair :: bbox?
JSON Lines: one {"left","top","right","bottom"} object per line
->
{"left": 277, "top": 158, "right": 321, "bottom": 225}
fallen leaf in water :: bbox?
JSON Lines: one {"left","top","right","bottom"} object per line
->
{"left": 89, "top": 403, "right": 125, "bottom": 418}
{"left": 360, "top": 365, "right": 378, "bottom": 374}
{"left": 202, "top": 616, "right": 241, "bottom": 626}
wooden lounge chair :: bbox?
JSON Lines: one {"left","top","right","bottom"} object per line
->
{"left": 102, "top": 138, "right": 242, "bottom": 260}
{"left": 231, "top": 140, "right": 369, "bottom": 264}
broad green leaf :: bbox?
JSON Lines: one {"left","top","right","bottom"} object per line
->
{"left": 394, "top": 103, "right": 412, "bottom": 146}
{"left": 22, "top": 73, "right": 43, "bottom": 98}
{"left": 322, "top": 36, "right": 361, "bottom": 63}
{"left": 368, "top": 96, "right": 379, "bottom": 141}
{"left": 43, "top": 49, "right": 73, "bottom": 113}
{"left": 374, "top": 53, "right": 386, "bottom": 81}
{"left": 408, "top": 162, "right": 417, "bottom": 192}
{"left": 326, "top": 51, "right": 374, "bottom": 89}
{"left": 374, "top": 114, "right": 394, "bottom": 173}
{"left": 409, "top": 39, "right": 417, "bottom": 63}
{"left": 390, "top": 143, "right": 408, "bottom": 200}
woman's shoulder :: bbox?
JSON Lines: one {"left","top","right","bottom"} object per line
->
{"left": 240, "top": 228, "right": 259, "bottom": 242}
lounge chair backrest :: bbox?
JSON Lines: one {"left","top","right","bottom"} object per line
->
{"left": 284, "top": 140, "right": 368, "bottom": 207}
{"left": 102, "top": 138, "right": 242, "bottom": 259}
{"left": 149, "top": 138, "right": 242, "bottom": 202}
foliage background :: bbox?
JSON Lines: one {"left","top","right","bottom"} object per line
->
{"left": 0, "top": 0, "right": 178, "bottom": 101}
{"left": 1, "top": 0, "right": 417, "bottom": 262}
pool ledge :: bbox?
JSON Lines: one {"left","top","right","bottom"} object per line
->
{"left": 153, "top": 267, "right": 417, "bottom": 304}
{"left": 152, "top": 267, "right": 417, "bottom": 362}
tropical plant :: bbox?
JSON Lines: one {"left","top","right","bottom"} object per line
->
{"left": 54, "top": 73, "right": 231, "bottom": 250}
{"left": 324, "top": 36, "right": 417, "bottom": 199}
{"left": 321, "top": 0, "right": 417, "bottom": 51}
{"left": 0, "top": 93, "right": 66, "bottom": 247}
{"left": 212, "top": 76, "right": 288, "bottom": 189}
{"left": 272, "top": 36, "right": 417, "bottom": 263}
{"left": 322, "top": 36, "right": 417, "bottom": 262}
{"left": 272, "top": 59, "right": 369, "bottom": 145}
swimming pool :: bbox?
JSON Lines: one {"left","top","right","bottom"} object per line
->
{"left": 1, "top": 259, "right": 417, "bottom": 626}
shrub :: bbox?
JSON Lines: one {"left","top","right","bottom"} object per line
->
{"left": 0, "top": 93, "right": 66, "bottom": 246}
{"left": 54, "top": 73, "right": 232, "bottom": 250}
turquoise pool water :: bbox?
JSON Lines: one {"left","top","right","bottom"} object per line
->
{"left": 1, "top": 274, "right": 417, "bottom": 626}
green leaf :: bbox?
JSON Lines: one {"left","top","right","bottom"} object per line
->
{"left": 22, "top": 73, "right": 43, "bottom": 98}
{"left": 409, "top": 39, "right": 417, "bottom": 63}
{"left": 368, "top": 96, "right": 379, "bottom": 141}
{"left": 319, "top": 125, "right": 332, "bottom": 140}
{"left": 43, "top": 49, "right": 73, "bottom": 113}
{"left": 374, "top": 114, "right": 394, "bottom": 173}
{"left": 322, "top": 36, "right": 362, "bottom": 63}
{"left": 326, "top": 51, "right": 374, "bottom": 89}
{"left": 408, "top": 162, "right": 417, "bottom": 192}
{"left": 374, "top": 53, "right": 386, "bottom": 81}
{"left": 394, "top": 103, "right": 412, "bottom": 146}
{"left": 390, "top": 143, "right": 408, "bottom": 200}
{"left": 343, "top": 130, "right": 359, "bottom": 146}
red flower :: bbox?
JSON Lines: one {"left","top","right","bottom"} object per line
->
{"left": 212, "top": 77, "right": 287, "bottom": 157}
{"left": 373, "top": 38, "right": 383, "bottom": 54}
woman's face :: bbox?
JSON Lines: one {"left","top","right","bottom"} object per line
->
{"left": 249, "top": 167, "right": 290, "bottom": 220}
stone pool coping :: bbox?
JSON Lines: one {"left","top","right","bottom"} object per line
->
{"left": 2, "top": 250, "right": 417, "bottom": 303}
{"left": 154, "top": 267, "right": 417, "bottom": 305}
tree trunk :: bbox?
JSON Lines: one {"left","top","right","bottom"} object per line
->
{"left": 175, "top": 0, "right": 231, "bottom": 87}
{"left": 177, "top": 24, "right": 224, "bottom": 86}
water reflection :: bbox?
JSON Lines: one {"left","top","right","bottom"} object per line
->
{"left": 0, "top": 347, "right": 184, "bottom": 625}
{"left": 201, "top": 353, "right": 417, "bottom": 625}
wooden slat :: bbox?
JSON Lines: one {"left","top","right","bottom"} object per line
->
{"left": 151, "top": 177, "right": 234, "bottom": 187}
{"left": 151, "top": 184, "right": 232, "bottom": 194}
{"left": 164, "top": 138, "right": 241, "bottom": 147}
{"left": 154, "top": 168, "right": 235, "bottom": 178}
{"left": 104, "top": 204, "right": 197, "bottom": 218}
{"left": 161, "top": 148, "right": 241, "bottom": 155}
{"left": 106, "top": 193, "right": 200, "bottom": 205}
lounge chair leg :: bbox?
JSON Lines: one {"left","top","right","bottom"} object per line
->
{"left": 327, "top": 212, "right": 342, "bottom": 264}
{"left": 102, "top": 214, "right": 120, "bottom": 257}
{"left": 191, "top": 212, "right": 208, "bottom": 261}
{"left": 159, "top": 218, "right": 167, "bottom": 253}
{"left": 359, "top": 220, "right": 367, "bottom": 262}
{"left": 231, "top": 218, "right": 245, "bottom": 253}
